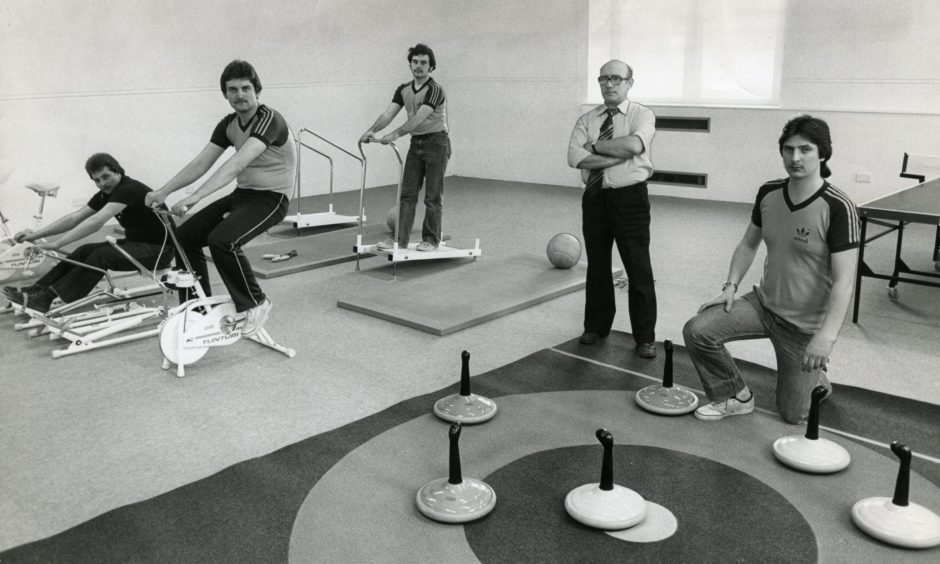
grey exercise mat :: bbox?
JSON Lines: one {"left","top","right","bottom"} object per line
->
{"left": 239, "top": 223, "right": 386, "bottom": 278}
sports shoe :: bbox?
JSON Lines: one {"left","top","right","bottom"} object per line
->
{"left": 241, "top": 298, "right": 272, "bottom": 337}
{"left": 376, "top": 239, "right": 398, "bottom": 250}
{"left": 9, "top": 288, "right": 54, "bottom": 314}
{"left": 3, "top": 284, "right": 39, "bottom": 300}
{"left": 5, "top": 289, "right": 27, "bottom": 305}
{"left": 416, "top": 241, "right": 438, "bottom": 251}
{"left": 694, "top": 393, "right": 754, "bottom": 421}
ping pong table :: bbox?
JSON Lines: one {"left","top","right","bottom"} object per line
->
{"left": 852, "top": 176, "right": 940, "bottom": 322}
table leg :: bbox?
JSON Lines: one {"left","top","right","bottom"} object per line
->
{"left": 888, "top": 221, "right": 905, "bottom": 294}
{"left": 852, "top": 217, "right": 868, "bottom": 323}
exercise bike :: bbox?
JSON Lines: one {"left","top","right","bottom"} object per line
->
{"left": 152, "top": 209, "right": 295, "bottom": 377}
{"left": 0, "top": 182, "right": 59, "bottom": 284}
{"left": 15, "top": 242, "right": 170, "bottom": 358}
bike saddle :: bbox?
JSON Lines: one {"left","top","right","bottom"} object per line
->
{"left": 25, "top": 183, "right": 60, "bottom": 197}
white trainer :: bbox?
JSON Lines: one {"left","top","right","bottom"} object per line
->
{"left": 694, "top": 394, "right": 754, "bottom": 421}
{"left": 241, "top": 298, "right": 272, "bottom": 337}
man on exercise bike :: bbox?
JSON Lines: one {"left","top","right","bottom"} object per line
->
{"left": 145, "top": 60, "right": 295, "bottom": 337}
{"left": 4, "top": 153, "right": 174, "bottom": 314}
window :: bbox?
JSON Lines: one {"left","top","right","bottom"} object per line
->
{"left": 588, "top": 0, "right": 786, "bottom": 106}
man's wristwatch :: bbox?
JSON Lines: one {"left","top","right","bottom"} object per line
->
{"left": 721, "top": 282, "right": 738, "bottom": 292}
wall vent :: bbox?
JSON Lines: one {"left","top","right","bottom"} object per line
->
{"left": 649, "top": 171, "right": 707, "bottom": 188}
{"left": 655, "top": 116, "right": 710, "bottom": 132}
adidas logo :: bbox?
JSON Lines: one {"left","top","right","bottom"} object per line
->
{"left": 794, "top": 227, "right": 810, "bottom": 244}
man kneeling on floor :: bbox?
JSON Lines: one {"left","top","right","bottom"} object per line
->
{"left": 4, "top": 153, "right": 174, "bottom": 314}
{"left": 682, "top": 115, "right": 859, "bottom": 424}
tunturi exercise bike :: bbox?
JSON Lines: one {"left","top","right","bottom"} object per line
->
{"left": 152, "top": 208, "right": 295, "bottom": 377}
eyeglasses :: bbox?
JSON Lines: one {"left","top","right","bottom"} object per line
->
{"left": 597, "top": 75, "right": 629, "bottom": 86}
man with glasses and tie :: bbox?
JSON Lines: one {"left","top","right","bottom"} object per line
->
{"left": 567, "top": 59, "right": 658, "bottom": 359}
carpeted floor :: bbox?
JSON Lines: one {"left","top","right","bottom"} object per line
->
{"left": 2, "top": 177, "right": 939, "bottom": 559}
{"left": 3, "top": 332, "right": 937, "bottom": 563}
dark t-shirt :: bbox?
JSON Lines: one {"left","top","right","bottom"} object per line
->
{"left": 86, "top": 176, "right": 168, "bottom": 244}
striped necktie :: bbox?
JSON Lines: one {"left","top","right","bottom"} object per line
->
{"left": 585, "top": 108, "right": 617, "bottom": 196}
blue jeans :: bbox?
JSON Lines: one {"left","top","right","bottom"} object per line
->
{"left": 682, "top": 291, "right": 831, "bottom": 424}
{"left": 397, "top": 132, "right": 450, "bottom": 247}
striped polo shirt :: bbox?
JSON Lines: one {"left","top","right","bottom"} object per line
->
{"left": 392, "top": 78, "right": 447, "bottom": 136}
{"left": 210, "top": 105, "right": 297, "bottom": 195}
{"left": 751, "top": 178, "right": 860, "bottom": 332}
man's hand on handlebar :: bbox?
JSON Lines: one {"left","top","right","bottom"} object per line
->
{"left": 359, "top": 132, "right": 396, "bottom": 145}
{"left": 25, "top": 242, "right": 57, "bottom": 257}
{"left": 144, "top": 190, "right": 168, "bottom": 209}
{"left": 170, "top": 194, "right": 200, "bottom": 216}
{"left": 13, "top": 229, "right": 34, "bottom": 244}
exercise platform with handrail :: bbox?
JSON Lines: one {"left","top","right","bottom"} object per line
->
{"left": 352, "top": 138, "right": 481, "bottom": 279}
{"left": 281, "top": 128, "right": 365, "bottom": 232}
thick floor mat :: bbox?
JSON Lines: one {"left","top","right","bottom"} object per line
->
{"left": 240, "top": 223, "right": 386, "bottom": 278}
{"left": 337, "top": 253, "right": 618, "bottom": 335}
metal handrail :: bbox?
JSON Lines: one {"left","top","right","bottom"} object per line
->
{"left": 294, "top": 140, "right": 332, "bottom": 218}
{"left": 295, "top": 128, "right": 365, "bottom": 226}
{"left": 358, "top": 139, "right": 403, "bottom": 241}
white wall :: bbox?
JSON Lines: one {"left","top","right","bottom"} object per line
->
{"left": 1, "top": 0, "right": 938, "bottom": 231}
{"left": 646, "top": 0, "right": 940, "bottom": 203}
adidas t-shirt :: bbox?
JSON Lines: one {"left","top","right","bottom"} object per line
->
{"left": 391, "top": 78, "right": 447, "bottom": 136}
{"left": 751, "top": 178, "right": 859, "bottom": 332}
{"left": 210, "top": 105, "right": 296, "bottom": 195}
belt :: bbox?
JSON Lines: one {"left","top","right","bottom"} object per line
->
{"left": 604, "top": 180, "right": 648, "bottom": 190}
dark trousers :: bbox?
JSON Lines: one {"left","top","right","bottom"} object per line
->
{"left": 38, "top": 240, "right": 173, "bottom": 303}
{"left": 398, "top": 132, "right": 450, "bottom": 247}
{"left": 581, "top": 183, "right": 657, "bottom": 344}
{"left": 176, "top": 189, "right": 288, "bottom": 312}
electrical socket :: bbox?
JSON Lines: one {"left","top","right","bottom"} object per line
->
{"left": 855, "top": 173, "right": 872, "bottom": 183}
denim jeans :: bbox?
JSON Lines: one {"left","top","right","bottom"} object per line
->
{"left": 682, "top": 291, "right": 831, "bottom": 424}
{"left": 397, "top": 132, "right": 450, "bottom": 247}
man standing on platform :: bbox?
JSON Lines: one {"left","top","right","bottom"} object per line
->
{"left": 360, "top": 43, "right": 450, "bottom": 252}
{"left": 683, "top": 115, "right": 859, "bottom": 424}
{"left": 145, "top": 60, "right": 295, "bottom": 337}
{"left": 567, "top": 59, "right": 658, "bottom": 358}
